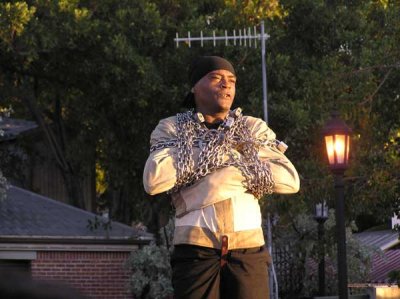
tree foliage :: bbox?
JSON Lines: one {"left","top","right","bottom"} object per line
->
{"left": 273, "top": 209, "right": 375, "bottom": 297}
{"left": 0, "top": 0, "right": 166, "bottom": 219}
{"left": 126, "top": 243, "right": 173, "bottom": 299}
{"left": 259, "top": 0, "right": 400, "bottom": 230}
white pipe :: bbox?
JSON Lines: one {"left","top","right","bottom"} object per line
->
{"left": 248, "top": 28, "right": 252, "bottom": 47}
{"left": 261, "top": 21, "right": 268, "bottom": 124}
{"left": 213, "top": 30, "right": 216, "bottom": 47}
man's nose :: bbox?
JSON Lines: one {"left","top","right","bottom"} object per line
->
{"left": 220, "top": 79, "right": 230, "bottom": 88}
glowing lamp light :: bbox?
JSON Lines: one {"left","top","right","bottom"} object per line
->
{"left": 322, "top": 112, "right": 352, "bottom": 172}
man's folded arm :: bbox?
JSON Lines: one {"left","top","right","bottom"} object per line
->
{"left": 143, "top": 117, "right": 178, "bottom": 195}
{"left": 143, "top": 148, "right": 177, "bottom": 195}
{"left": 252, "top": 118, "right": 300, "bottom": 194}
{"left": 260, "top": 146, "right": 300, "bottom": 194}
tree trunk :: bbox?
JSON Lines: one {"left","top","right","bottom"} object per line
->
{"left": 63, "top": 171, "right": 86, "bottom": 209}
{"left": 21, "top": 79, "right": 87, "bottom": 209}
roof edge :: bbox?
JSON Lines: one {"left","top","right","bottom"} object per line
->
{"left": 0, "top": 236, "right": 152, "bottom": 245}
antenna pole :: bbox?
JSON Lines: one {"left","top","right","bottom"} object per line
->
{"left": 261, "top": 21, "right": 268, "bottom": 124}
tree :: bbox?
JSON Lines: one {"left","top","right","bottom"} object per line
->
{"left": 0, "top": 0, "right": 166, "bottom": 221}
{"left": 251, "top": 0, "right": 400, "bottom": 229}
{"left": 272, "top": 209, "right": 375, "bottom": 297}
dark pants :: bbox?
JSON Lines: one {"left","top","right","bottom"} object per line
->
{"left": 171, "top": 245, "right": 271, "bottom": 299}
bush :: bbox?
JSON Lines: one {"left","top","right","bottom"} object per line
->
{"left": 126, "top": 243, "right": 173, "bottom": 299}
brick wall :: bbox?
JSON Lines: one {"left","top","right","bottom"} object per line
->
{"left": 31, "top": 251, "right": 133, "bottom": 299}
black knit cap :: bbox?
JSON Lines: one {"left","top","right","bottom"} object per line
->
{"left": 183, "top": 56, "right": 236, "bottom": 108}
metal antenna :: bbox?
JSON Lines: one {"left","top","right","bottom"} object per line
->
{"left": 174, "top": 21, "right": 271, "bottom": 124}
{"left": 174, "top": 21, "right": 278, "bottom": 299}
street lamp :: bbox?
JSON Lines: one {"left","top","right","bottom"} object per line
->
{"left": 322, "top": 111, "right": 352, "bottom": 299}
{"left": 323, "top": 112, "right": 351, "bottom": 173}
{"left": 314, "top": 201, "right": 329, "bottom": 296}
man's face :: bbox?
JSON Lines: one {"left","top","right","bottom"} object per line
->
{"left": 193, "top": 69, "right": 236, "bottom": 116}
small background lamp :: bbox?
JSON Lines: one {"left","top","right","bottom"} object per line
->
{"left": 314, "top": 201, "right": 329, "bottom": 296}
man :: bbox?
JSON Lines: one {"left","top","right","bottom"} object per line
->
{"left": 143, "top": 56, "right": 299, "bottom": 299}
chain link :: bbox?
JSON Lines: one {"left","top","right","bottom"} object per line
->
{"left": 150, "top": 110, "right": 276, "bottom": 198}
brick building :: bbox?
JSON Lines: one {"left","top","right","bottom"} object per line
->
{"left": 0, "top": 186, "right": 152, "bottom": 299}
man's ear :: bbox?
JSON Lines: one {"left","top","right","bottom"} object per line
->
{"left": 191, "top": 87, "right": 194, "bottom": 93}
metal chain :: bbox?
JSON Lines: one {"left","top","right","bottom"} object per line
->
{"left": 150, "top": 110, "right": 276, "bottom": 198}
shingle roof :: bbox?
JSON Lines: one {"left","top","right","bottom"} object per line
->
{"left": 354, "top": 230, "right": 399, "bottom": 251}
{"left": 369, "top": 249, "right": 400, "bottom": 283}
{"left": 355, "top": 229, "right": 400, "bottom": 284}
{"left": 0, "top": 118, "right": 37, "bottom": 141}
{"left": 0, "top": 186, "right": 152, "bottom": 243}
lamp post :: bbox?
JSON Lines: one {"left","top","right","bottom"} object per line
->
{"left": 322, "top": 111, "right": 351, "bottom": 299}
{"left": 314, "top": 201, "right": 329, "bottom": 296}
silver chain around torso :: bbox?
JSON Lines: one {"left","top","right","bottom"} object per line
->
{"left": 150, "top": 110, "right": 275, "bottom": 198}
